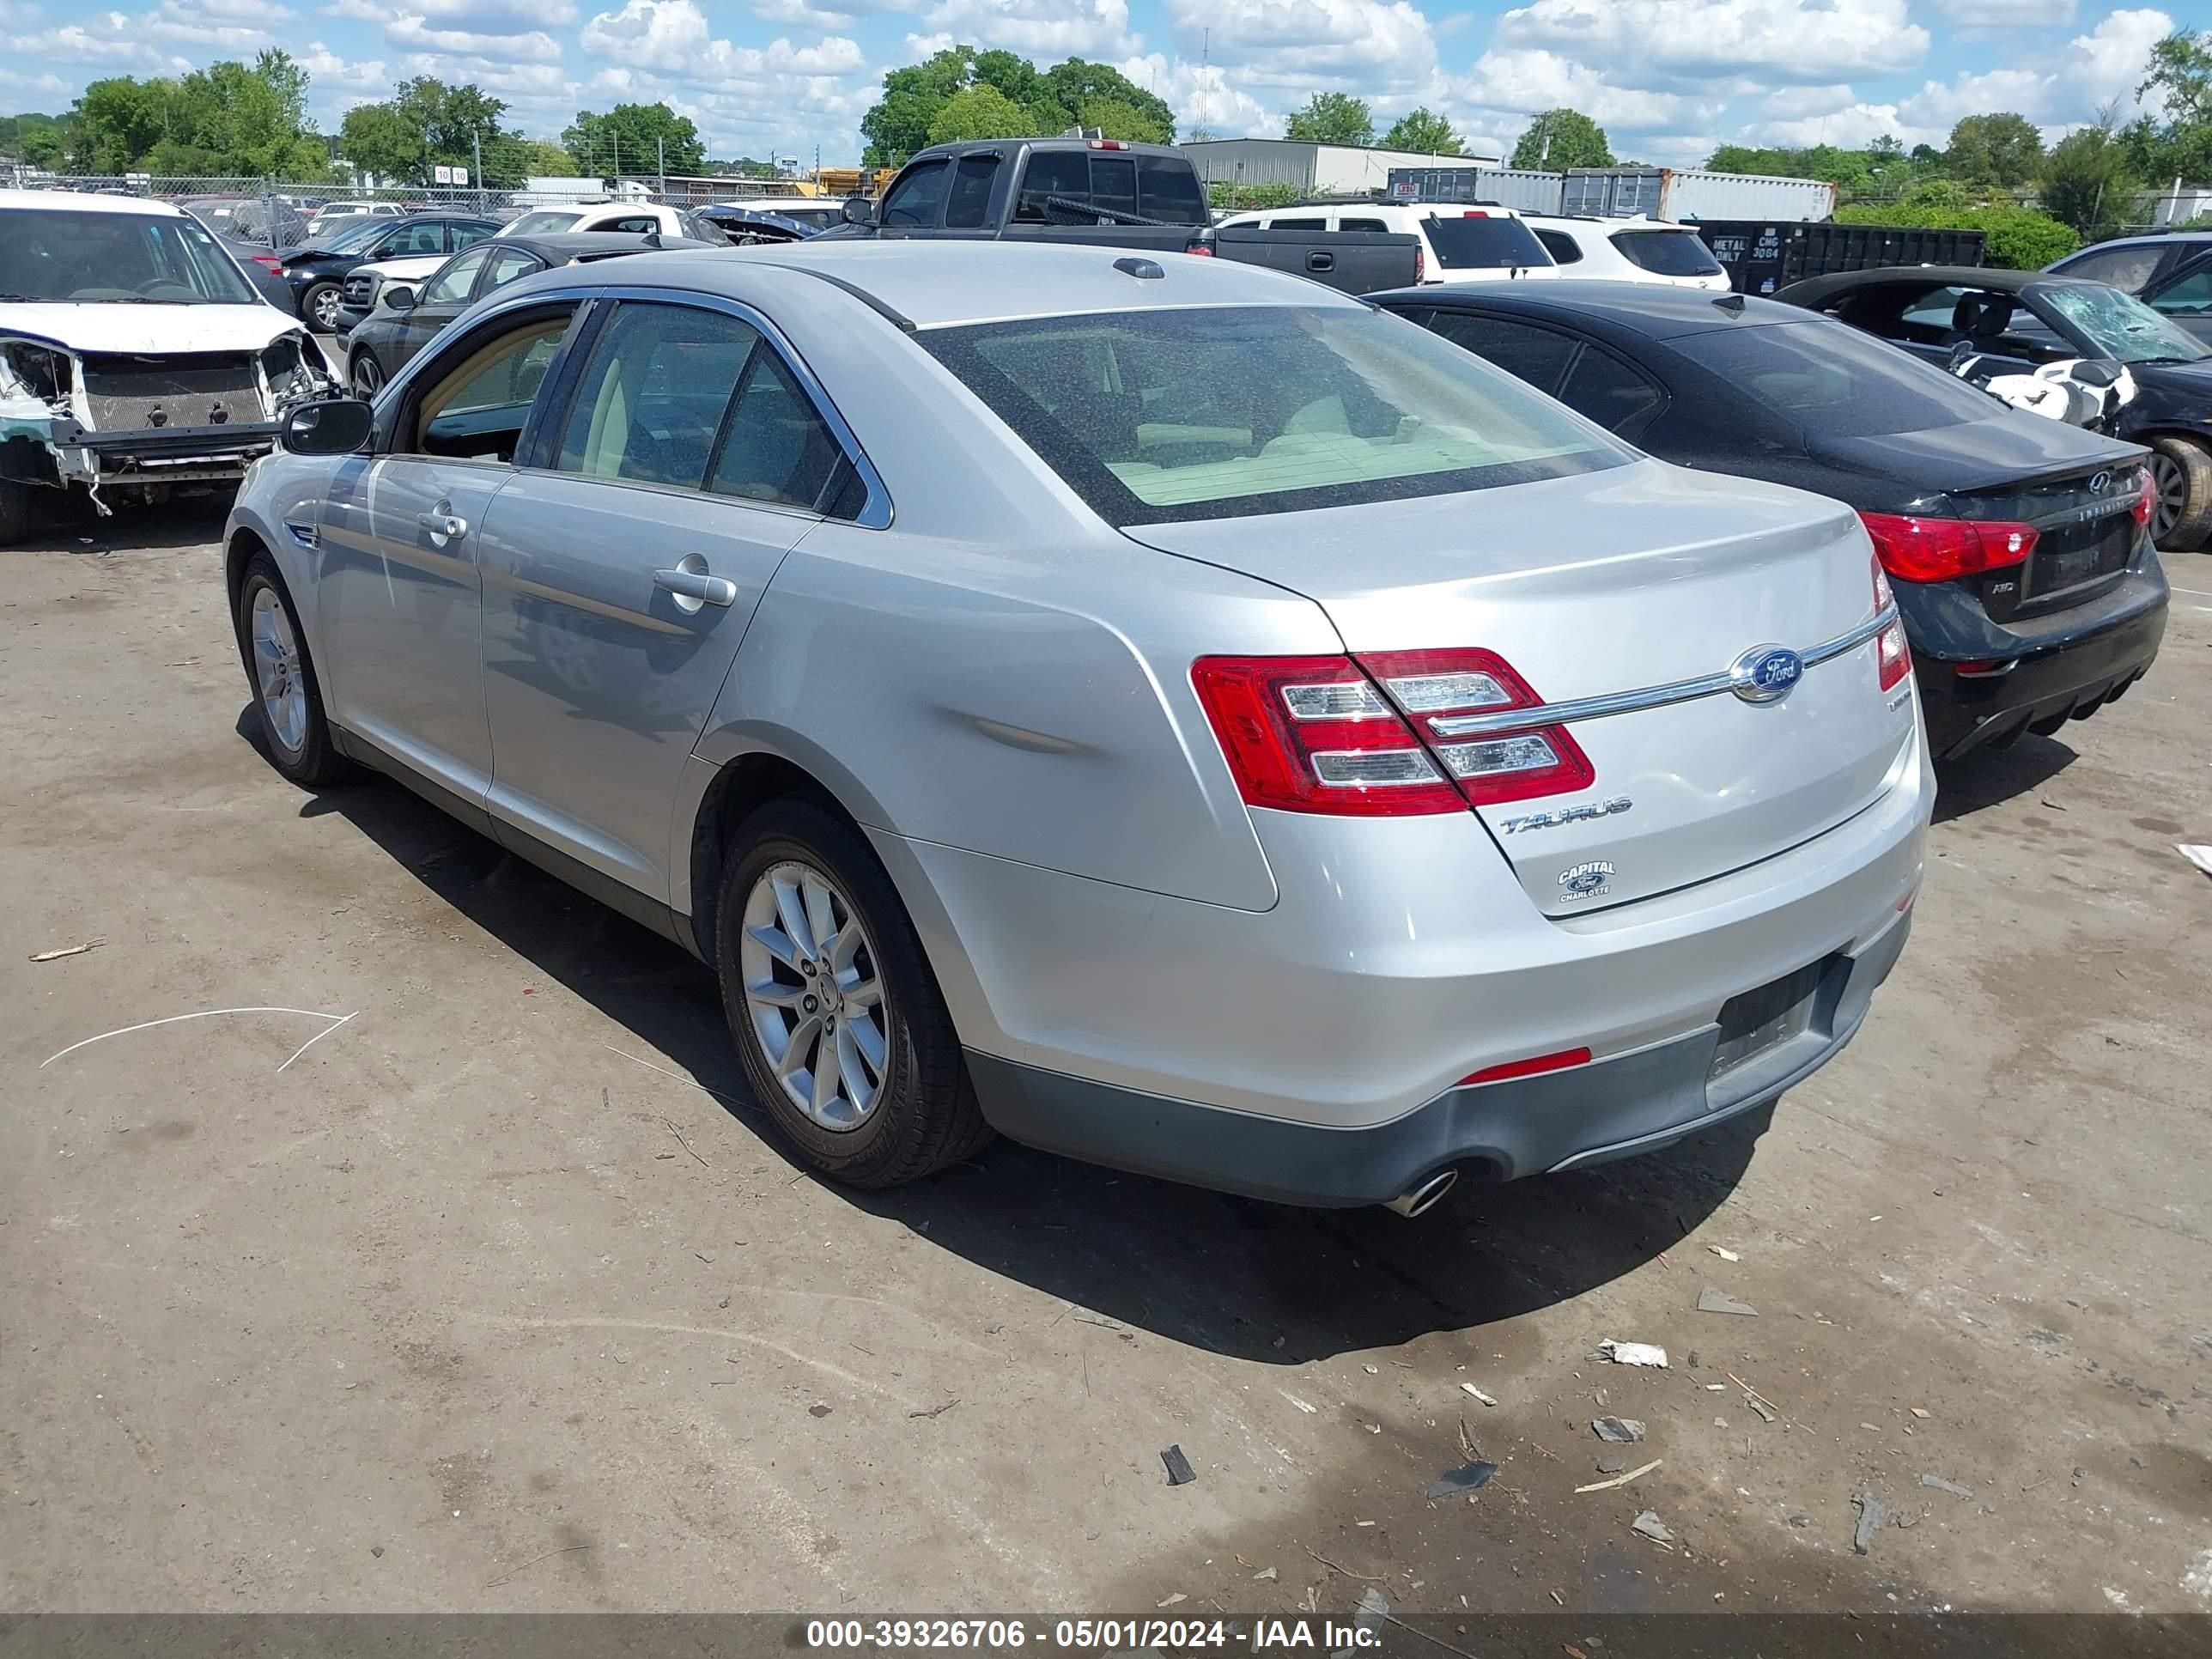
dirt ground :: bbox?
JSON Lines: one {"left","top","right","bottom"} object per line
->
{"left": 3, "top": 501, "right": 2209, "bottom": 1626}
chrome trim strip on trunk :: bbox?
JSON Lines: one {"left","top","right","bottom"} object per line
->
{"left": 1428, "top": 605, "right": 1899, "bottom": 738}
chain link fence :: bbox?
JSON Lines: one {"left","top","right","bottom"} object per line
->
{"left": 0, "top": 170, "right": 821, "bottom": 251}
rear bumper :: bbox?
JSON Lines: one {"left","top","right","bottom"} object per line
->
{"left": 1910, "top": 562, "right": 2169, "bottom": 759}
{"left": 966, "top": 906, "right": 1910, "bottom": 1207}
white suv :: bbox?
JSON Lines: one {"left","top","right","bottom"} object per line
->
{"left": 1519, "top": 215, "right": 1732, "bottom": 291}
{"left": 1215, "top": 203, "right": 1560, "bottom": 286}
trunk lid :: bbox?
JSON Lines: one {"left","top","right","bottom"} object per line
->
{"left": 1125, "top": 459, "right": 1917, "bottom": 915}
{"left": 1943, "top": 456, "right": 2151, "bottom": 622}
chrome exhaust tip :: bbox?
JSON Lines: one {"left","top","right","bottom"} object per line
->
{"left": 1384, "top": 1168, "right": 1458, "bottom": 1218}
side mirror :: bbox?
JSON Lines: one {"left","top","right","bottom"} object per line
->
{"left": 841, "top": 195, "right": 877, "bottom": 227}
{"left": 281, "top": 398, "right": 374, "bottom": 455}
{"left": 2074, "top": 358, "right": 2123, "bottom": 389}
{"left": 386, "top": 286, "right": 416, "bottom": 311}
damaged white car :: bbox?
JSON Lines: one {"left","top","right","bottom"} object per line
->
{"left": 0, "top": 191, "right": 337, "bottom": 544}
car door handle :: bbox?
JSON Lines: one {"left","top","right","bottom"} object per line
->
{"left": 654, "top": 567, "right": 738, "bottom": 607}
{"left": 1306, "top": 250, "right": 1334, "bottom": 272}
{"left": 418, "top": 511, "right": 467, "bottom": 544}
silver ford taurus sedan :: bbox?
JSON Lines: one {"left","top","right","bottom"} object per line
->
{"left": 225, "top": 241, "right": 1929, "bottom": 1213}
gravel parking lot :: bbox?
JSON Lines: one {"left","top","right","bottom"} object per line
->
{"left": 3, "top": 502, "right": 2209, "bottom": 1622}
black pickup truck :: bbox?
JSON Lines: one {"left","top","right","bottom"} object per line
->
{"left": 831, "top": 138, "right": 1419, "bottom": 296}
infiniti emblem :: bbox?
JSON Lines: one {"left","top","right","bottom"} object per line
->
{"left": 2089, "top": 470, "right": 2111, "bottom": 493}
{"left": 1729, "top": 644, "right": 1803, "bottom": 704}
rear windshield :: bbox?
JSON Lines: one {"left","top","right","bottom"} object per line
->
{"left": 1011, "top": 151, "right": 1209, "bottom": 226}
{"left": 921, "top": 304, "right": 1632, "bottom": 526}
{"left": 1424, "top": 216, "right": 1553, "bottom": 270}
{"left": 507, "top": 210, "right": 585, "bottom": 235}
{"left": 1668, "top": 317, "right": 2013, "bottom": 435}
{"left": 1611, "top": 229, "right": 1723, "bottom": 277}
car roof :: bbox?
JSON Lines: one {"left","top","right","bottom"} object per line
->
{"left": 1372, "top": 277, "right": 1790, "bottom": 338}
{"left": 506, "top": 240, "right": 1367, "bottom": 327}
{"left": 0, "top": 188, "right": 186, "bottom": 219}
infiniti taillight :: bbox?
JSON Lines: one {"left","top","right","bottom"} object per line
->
{"left": 251, "top": 253, "right": 282, "bottom": 273}
{"left": 2133, "top": 469, "right": 2155, "bottom": 527}
{"left": 1873, "top": 559, "right": 1911, "bottom": 692}
{"left": 1190, "top": 648, "right": 1594, "bottom": 817}
{"left": 1859, "top": 510, "right": 2038, "bottom": 583}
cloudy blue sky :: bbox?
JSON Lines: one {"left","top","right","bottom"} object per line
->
{"left": 1, "top": 0, "right": 2186, "bottom": 169}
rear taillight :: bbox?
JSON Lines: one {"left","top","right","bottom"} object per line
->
{"left": 1085, "top": 138, "right": 1131, "bottom": 150}
{"left": 1873, "top": 560, "right": 1911, "bottom": 692}
{"left": 1184, "top": 239, "right": 1214, "bottom": 257}
{"left": 1190, "top": 648, "right": 1594, "bottom": 817}
{"left": 1460, "top": 1047, "right": 1591, "bottom": 1087}
{"left": 251, "top": 253, "right": 282, "bottom": 273}
{"left": 1413, "top": 241, "right": 1425, "bottom": 283}
{"left": 2133, "top": 470, "right": 2154, "bottom": 527}
{"left": 1858, "top": 510, "right": 2037, "bottom": 583}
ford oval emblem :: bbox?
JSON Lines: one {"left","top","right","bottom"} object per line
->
{"left": 1729, "top": 644, "right": 1803, "bottom": 704}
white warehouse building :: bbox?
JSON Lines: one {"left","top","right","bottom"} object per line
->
{"left": 1179, "top": 137, "right": 1506, "bottom": 198}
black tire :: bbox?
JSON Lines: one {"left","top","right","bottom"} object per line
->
{"left": 2148, "top": 435, "right": 2212, "bottom": 552}
{"left": 350, "top": 348, "right": 385, "bottom": 398}
{"left": 715, "top": 797, "right": 991, "bottom": 1188}
{"left": 232, "top": 552, "right": 346, "bottom": 787}
{"left": 301, "top": 280, "right": 342, "bottom": 332}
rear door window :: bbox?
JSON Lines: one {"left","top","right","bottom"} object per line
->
{"left": 945, "top": 155, "right": 1000, "bottom": 229}
{"left": 1533, "top": 228, "right": 1583, "bottom": 264}
{"left": 1013, "top": 151, "right": 1090, "bottom": 222}
{"left": 705, "top": 349, "right": 845, "bottom": 512}
{"left": 555, "top": 303, "right": 762, "bottom": 490}
{"left": 1422, "top": 310, "right": 1577, "bottom": 395}
{"left": 387, "top": 222, "right": 447, "bottom": 257}
{"left": 1559, "top": 346, "right": 1665, "bottom": 433}
{"left": 883, "top": 160, "right": 953, "bottom": 228}
{"left": 1339, "top": 217, "right": 1388, "bottom": 233}
{"left": 2151, "top": 260, "right": 2212, "bottom": 317}
{"left": 480, "top": 246, "right": 544, "bottom": 295}
{"left": 1134, "top": 155, "right": 1208, "bottom": 225}
{"left": 606, "top": 215, "right": 659, "bottom": 234}
{"left": 1266, "top": 217, "right": 1327, "bottom": 230}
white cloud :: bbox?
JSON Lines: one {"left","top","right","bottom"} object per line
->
{"left": 1926, "top": 0, "right": 2074, "bottom": 25}
{"left": 1754, "top": 101, "right": 1913, "bottom": 149}
{"left": 1455, "top": 46, "right": 1713, "bottom": 131}
{"left": 414, "top": 0, "right": 578, "bottom": 26}
{"left": 582, "top": 0, "right": 864, "bottom": 77}
{"left": 1895, "top": 6, "right": 2172, "bottom": 135}
{"left": 1496, "top": 0, "right": 1929, "bottom": 88}
{"left": 1169, "top": 0, "right": 1441, "bottom": 97}
{"left": 919, "top": 0, "right": 1137, "bottom": 58}
{"left": 21, "top": 20, "right": 195, "bottom": 70}
{"left": 300, "top": 40, "right": 388, "bottom": 93}
{"left": 1115, "top": 52, "right": 1274, "bottom": 137}
{"left": 750, "top": 0, "right": 854, "bottom": 27}
{"left": 386, "top": 13, "right": 563, "bottom": 60}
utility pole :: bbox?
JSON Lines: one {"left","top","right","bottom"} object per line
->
{"left": 472, "top": 126, "right": 483, "bottom": 209}
{"left": 1200, "top": 27, "right": 1210, "bottom": 136}
{"left": 657, "top": 137, "right": 665, "bottom": 198}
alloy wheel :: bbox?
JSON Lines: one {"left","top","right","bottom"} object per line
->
{"left": 249, "top": 586, "right": 307, "bottom": 757}
{"left": 312, "top": 287, "right": 341, "bottom": 330}
{"left": 2149, "top": 451, "right": 2186, "bottom": 545}
{"left": 351, "top": 354, "right": 383, "bottom": 396}
{"left": 738, "top": 860, "right": 888, "bottom": 1132}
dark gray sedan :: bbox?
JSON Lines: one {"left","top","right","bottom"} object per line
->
{"left": 343, "top": 231, "right": 712, "bottom": 395}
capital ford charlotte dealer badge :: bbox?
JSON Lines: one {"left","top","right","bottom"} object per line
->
{"left": 1559, "top": 860, "right": 1613, "bottom": 902}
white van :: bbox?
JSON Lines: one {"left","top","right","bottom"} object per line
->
{"left": 1213, "top": 202, "right": 1559, "bottom": 286}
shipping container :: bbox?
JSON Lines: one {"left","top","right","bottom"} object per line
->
{"left": 1382, "top": 164, "right": 1837, "bottom": 223}
{"left": 1383, "top": 166, "right": 1563, "bottom": 213}
{"left": 1696, "top": 220, "right": 1986, "bottom": 295}
{"left": 1560, "top": 167, "right": 1837, "bottom": 223}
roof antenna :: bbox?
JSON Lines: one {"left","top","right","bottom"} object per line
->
{"left": 644, "top": 228, "right": 663, "bottom": 248}
{"left": 1712, "top": 291, "right": 1744, "bottom": 313}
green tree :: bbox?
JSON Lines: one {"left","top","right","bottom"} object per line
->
{"left": 1075, "top": 96, "right": 1170, "bottom": 143}
{"left": 2040, "top": 115, "right": 2139, "bottom": 238}
{"left": 70, "top": 78, "right": 169, "bottom": 173}
{"left": 484, "top": 136, "right": 578, "bottom": 187}
{"left": 1944, "top": 112, "right": 2043, "bottom": 187}
{"left": 65, "top": 52, "right": 327, "bottom": 177}
{"left": 1510, "top": 107, "right": 1611, "bottom": 168}
{"left": 338, "top": 99, "right": 428, "bottom": 184}
{"left": 858, "top": 46, "right": 1174, "bottom": 166}
{"left": 563, "top": 102, "right": 706, "bottom": 177}
{"left": 860, "top": 46, "right": 976, "bottom": 166}
{"left": 1206, "top": 180, "right": 1301, "bottom": 210}
{"left": 2128, "top": 29, "right": 2212, "bottom": 185}
{"left": 1040, "top": 58, "right": 1172, "bottom": 139}
{"left": 342, "top": 77, "right": 512, "bottom": 185}
{"left": 926, "top": 84, "right": 1038, "bottom": 144}
{"left": 1380, "top": 106, "right": 1464, "bottom": 155}
{"left": 1284, "top": 91, "right": 1373, "bottom": 146}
